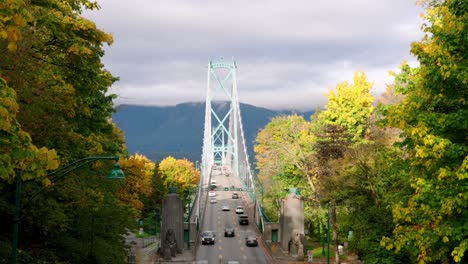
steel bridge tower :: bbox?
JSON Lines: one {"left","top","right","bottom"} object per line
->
{"left": 200, "top": 60, "right": 254, "bottom": 189}
{"left": 193, "top": 59, "right": 266, "bottom": 242}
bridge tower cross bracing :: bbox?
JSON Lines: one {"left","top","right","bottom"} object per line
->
{"left": 200, "top": 60, "right": 253, "bottom": 185}
{"left": 198, "top": 59, "right": 264, "bottom": 231}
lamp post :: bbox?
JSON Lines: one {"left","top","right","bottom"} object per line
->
{"left": 11, "top": 156, "right": 124, "bottom": 264}
{"left": 322, "top": 223, "right": 325, "bottom": 257}
{"left": 186, "top": 187, "right": 197, "bottom": 249}
{"left": 327, "top": 205, "right": 331, "bottom": 264}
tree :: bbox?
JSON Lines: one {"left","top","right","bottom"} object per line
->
{"left": 254, "top": 115, "right": 316, "bottom": 223}
{"left": 313, "top": 71, "right": 374, "bottom": 263}
{"left": 333, "top": 124, "right": 412, "bottom": 263}
{"left": 1, "top": 0, "right": 120, "bottom": 163}
{"left": 381, "top": 1, "right": 468, "bottom": 262}
{"left": 0, "top": 77, "right": 59, "bottom": 183}
{"left": 318, "top": 71, "right": 375, "bottom": 143}
{"left": 117, "top": 154, "right": 156, "bottom": 217}
{"left": 0, "top": 0, "right": 32, "bottom": 51}
{"left": 158, "top": 157, "right": 200, "bottom": 205}
{"left": 1, "top": 1, "right": 129, "bottom": 262}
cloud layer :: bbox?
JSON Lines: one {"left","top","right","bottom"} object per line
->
{"left": 84, "top": 0, "right": 424, "bottom": 111}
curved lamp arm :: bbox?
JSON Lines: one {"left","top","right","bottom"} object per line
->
{"left": 26, "top": 156, "right": 121, "bottom": 208}
{"left": 48, "top": 156, "right": 119, "bottom": 182}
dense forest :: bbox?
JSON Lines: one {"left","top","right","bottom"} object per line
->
{"left": 1, "top": 0, "right": 466, "bottom": 263}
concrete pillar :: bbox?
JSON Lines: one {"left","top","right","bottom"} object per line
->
{"left": 161, "top": 187, "right": 184, "bottom": 254}
{"left": 279, "top": 188, "right": 304, "bottom": 252}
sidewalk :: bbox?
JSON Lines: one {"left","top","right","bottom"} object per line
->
{"left": 124, "top": 232, "right": 160, "bottom": 264}
{"left": 264, "top": 241, "right": 361, "bottom": 264}
{"left": 153, "top": 249, "right": 195, "bottom": 263}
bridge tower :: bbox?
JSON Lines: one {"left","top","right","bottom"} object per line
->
{"left": 196, "top": 59, "right": 267, "bottom": 245}
{"left": 201, "top": 60, "right": 254, "bottom": 186}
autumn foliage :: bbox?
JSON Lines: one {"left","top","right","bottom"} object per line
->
{"left": 116, "top": 154, "right": 155, "bottom": 216}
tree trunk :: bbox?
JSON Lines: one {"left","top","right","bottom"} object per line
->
{"left": 331, "top": 204, "right": 340, "bottom": 264}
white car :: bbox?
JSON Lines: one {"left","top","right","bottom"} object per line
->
{"left": 221, "top": 205, "right": 230, "bottom": 211}
{"left": 208, "top": 191, "right": 216, "bottom": 197}
{"left": 210, "top": 180, "right": 217, "bottom": 188}
{"left": 235, "top": 206, "right": 244, "bottom": 214}
{"left": 210, "top": 198, "right": 217, "bottom": 204}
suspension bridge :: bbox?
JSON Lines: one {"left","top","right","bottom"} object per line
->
{"left": 190, "top": 60, "right": 271, "bottom": 263}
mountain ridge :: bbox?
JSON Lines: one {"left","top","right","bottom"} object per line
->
{"left": 113, "top": 102, "right": 314, "bottom": 162}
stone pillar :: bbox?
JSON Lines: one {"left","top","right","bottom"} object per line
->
{"left": 279, "top": 188, "right": 304, "bottom": 254}
{"left": 161, "top": 187, "right": 184, "bottom": 254}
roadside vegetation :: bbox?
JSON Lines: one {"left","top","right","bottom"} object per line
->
{"left": 0, "top": 1, "right": 199, "bottom": 263}
{"left": 254, "top": 1, "right": 467, "bottom": 263}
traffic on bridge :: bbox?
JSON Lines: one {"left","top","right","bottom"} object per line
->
{"left": 195, "top": 165, "right": 270, "bottom": 263}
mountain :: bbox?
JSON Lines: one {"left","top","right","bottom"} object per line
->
{"left": 112, "top": 102, "right": 314, "bottom": 162}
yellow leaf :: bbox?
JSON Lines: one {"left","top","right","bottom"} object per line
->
{"left": 12, "top": 14, "right": 27, "bottom": 27}
{"left": 7, "top": 42, "right": 17, "bottom": 51}
{"left": 0, "top": 30, "right": 7, "bottom": 39}
{"left": 438, "top": 168, "right": 447, "bottom": 180}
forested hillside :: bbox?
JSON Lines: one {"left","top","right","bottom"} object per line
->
{"left": 112, "top": 102, "right": 314, "bottom": 162}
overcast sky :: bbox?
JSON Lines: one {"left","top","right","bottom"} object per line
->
{"left": 84, "top": 0, "right": 425, "bottom": 111}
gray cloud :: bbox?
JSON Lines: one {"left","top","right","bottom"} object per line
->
{"left": 85, "top": 0, "right": 425, "bottom": 111}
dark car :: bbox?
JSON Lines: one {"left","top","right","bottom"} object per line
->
{"left": 245, "top": 236, "right": 258, "bottom": 247}
{"left": 232, "top": 192, "right": 239, "bottom": 199}
{"left": 224, "top": 227, "right": 235, "bottom": 237}
{"left": 238, "top": 215, "right": 249, "bottom": 225}
{"left": 201, "top": 231, "right": 216, "bottom": 245}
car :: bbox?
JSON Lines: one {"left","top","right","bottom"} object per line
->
{"left": 235, "top": 206, "right": 244, "bottom": 214}
{"left": 210, "top": 180, "right": 217, "bottom": 188}
{"left": 232, "top": 192, "right": 239, "bottom": 199}
{"left": 221, "top": 205, "right": 230, "bottom": 211}
{"left": 210, "top": 198, "right": 217, "bottom": 204}
{"left": 238, "top": 215, "right": 249, "bottom": 225}
{"left": 208, "top": 191, "right": 216, "bottom": 197}
{"left": 245, "top": 236, "right": 258, "bottom": 247}
{"left": 201, "top": 231, "right": 216, "bottom": 245}
{"left": 224, "top": 227, "right": 235, "bottom": 237}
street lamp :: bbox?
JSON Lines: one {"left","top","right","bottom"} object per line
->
{"left": 186, "top": 187, "right": 197, "bottom": 249}
{"left": 11, "top": 155, "right": 124, "bottom": 264}
{"left": 327, "top": 205, "right": 331, "bottom": 264}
